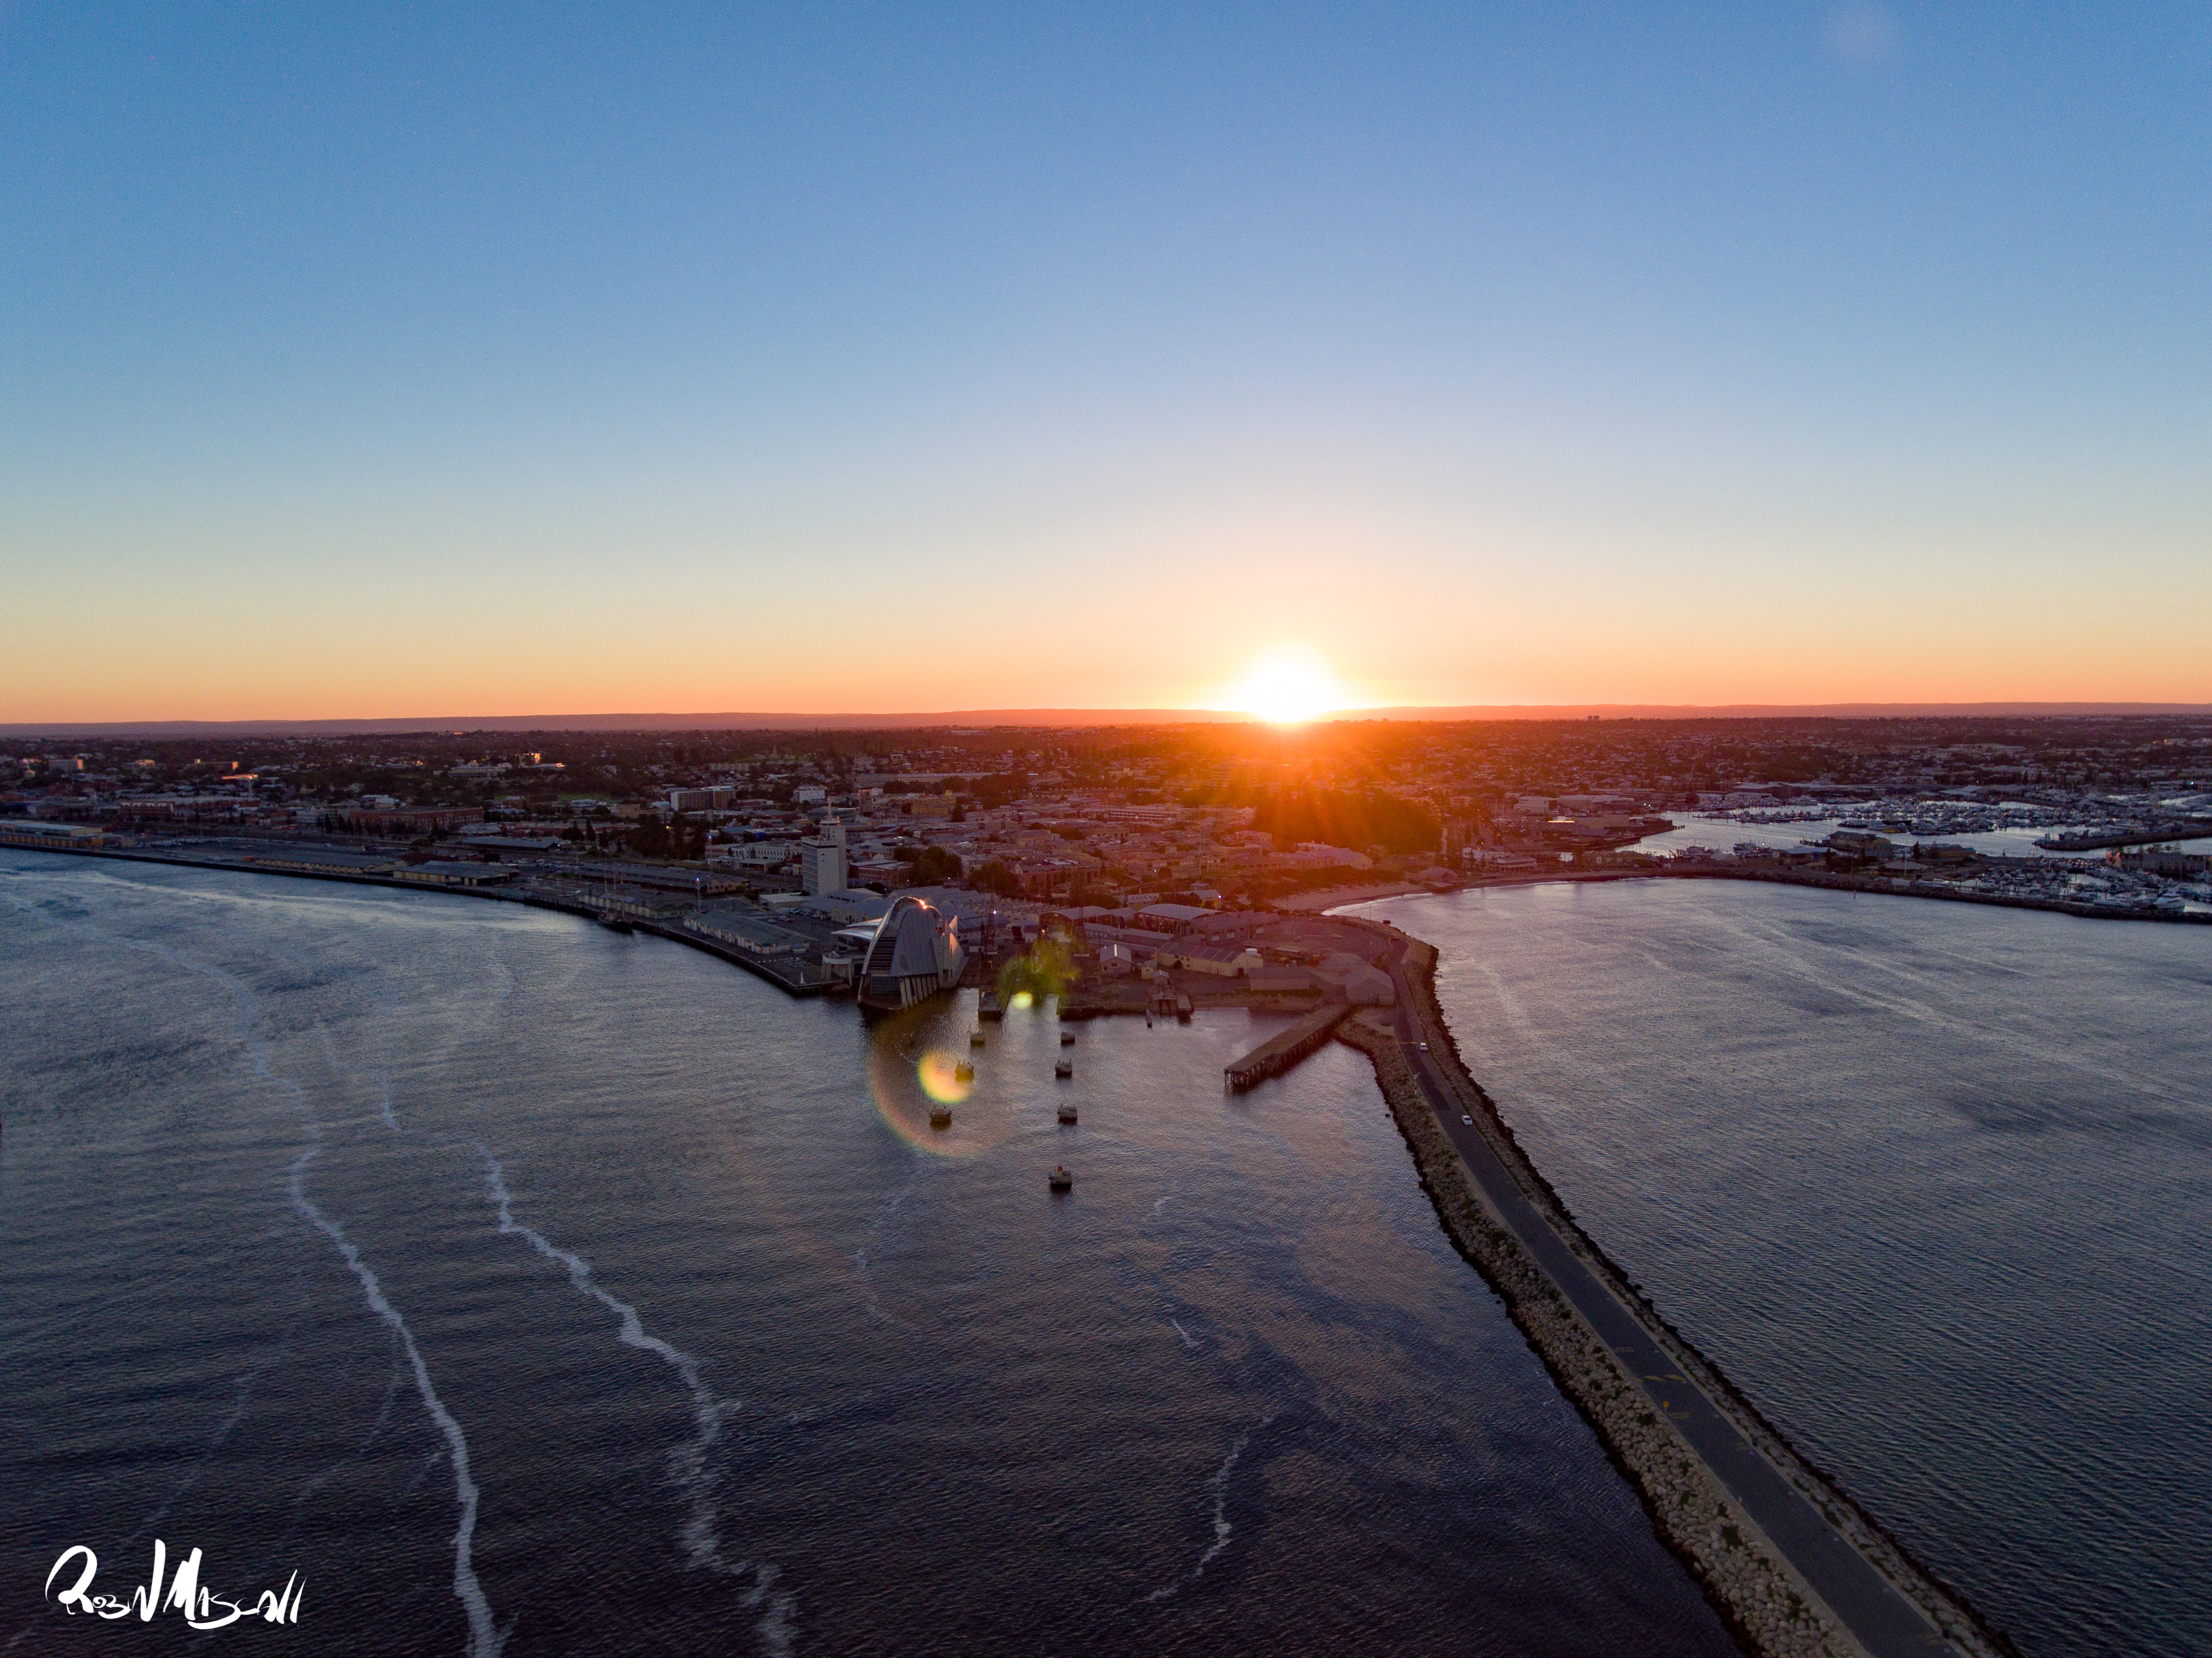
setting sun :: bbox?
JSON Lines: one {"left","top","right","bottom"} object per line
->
{"left": 1223, "top": 647, "right": 1348, "bottom": 724}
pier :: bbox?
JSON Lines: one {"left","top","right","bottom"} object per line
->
{"left": 1223, "top": 1003, "right": 1348, "bottom": 1091}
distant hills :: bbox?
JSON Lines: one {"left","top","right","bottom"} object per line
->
{"left": 4, "top": 701, "right": 2207, "bottom": 736}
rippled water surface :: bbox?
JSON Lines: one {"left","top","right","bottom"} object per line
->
{"left": 0, "top": 852, "right": 1734, "bottom": 1656}
{"left": 1357, "top": 881, "right": 2212, "bottom": 1658}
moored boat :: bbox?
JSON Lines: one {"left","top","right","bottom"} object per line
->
{"left": 1047, "top": 1165, "right": 1073, "bottom": 1191}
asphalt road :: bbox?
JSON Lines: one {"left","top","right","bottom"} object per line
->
{"left": 1372, "top": 932, "right": 1962, "bottom": 1658}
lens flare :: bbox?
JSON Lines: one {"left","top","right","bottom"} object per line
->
{"left": 862, "top": 995, "right": 1006, "bottom": 1157}
{"left": 917, "top": 1048, "right": 972, "bottom": 1105}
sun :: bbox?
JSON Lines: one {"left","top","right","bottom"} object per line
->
{"left": 1224, "top": 647, "right": 1346, "bottom": 725}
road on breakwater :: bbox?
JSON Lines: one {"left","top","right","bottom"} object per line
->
{"left": 1363, "top": 925, "right": 1966, "bottom": 1658}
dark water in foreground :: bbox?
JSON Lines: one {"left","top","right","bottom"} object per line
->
{"left": 0, "top": 852, "right": 1733, "bottom": 1657}
{"left": 1358, "top": 881, "right": 2212, "bottom": 1658}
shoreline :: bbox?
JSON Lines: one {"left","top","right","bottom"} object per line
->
{"left": 1331, "top": 920, "right": 2014, "bottom": 1658}
{"left": 10, "top": 834, "right": 2205, "bottom": 933}
{"left": 0, "top": 838, "right": 832, "bottom": 994}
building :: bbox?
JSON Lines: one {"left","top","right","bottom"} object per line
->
{"left": 239, "top": 849, "right": 397, "bottom": 875}
{"left": 2115, "top": 846, "right": 2210, "bottom": 876}
{"left": 1314, "top": 952, "right": 1394, "bottom": 1006}
{"left": 0, "top": 821, "right": 106, "bottom": 849}
{"left": 454, "top": 833, "right": 569, "bottom": 855}
{"left": 763, "top": 888, "right": 890, "bottom": 925}
{"left": 1465, "top": 849, "right": 1540, "bottom": 873}
{"left": 346, "top": 806, "right": 486, "bottom": 834}
{"left": 1135, "top": 902, "right": 1213, "bottom": 933}
{"left": 713, "top": 840, "right": 794, "bottom": 872}
{"left": 1825, "top": 829, "right": 1894, "bottom": 861}
{"left": 800, "top": 814, "right": 847, "bottom": 896}
{"left": 1157, "top": 940, "right": 1263, "bottom": 978}
{"left": 387, "top": 861, "right": 519, "bottom": 888}
{"left": 856, "top": 894, "right": 966, "bottom": 1011}
{"left": 670, "top": 786, "right": 736, "bottom": 812}
{"left": 1294, "top": 841, "right": 1372, "bottom": 869}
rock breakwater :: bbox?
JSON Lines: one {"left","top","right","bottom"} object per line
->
{"left": 1339, "top": 940, "right": 2014, "bottom": 1658}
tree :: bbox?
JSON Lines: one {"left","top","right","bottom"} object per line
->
{"left": 971, "top": 858, "right": 1021, "bottom": 897}
{"left": 894, "top": 844, "right": 963, "bottom": 884}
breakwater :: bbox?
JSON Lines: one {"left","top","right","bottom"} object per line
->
{"left": 1448, "top": 862, "right": 2212, "bottom": 925}
{"left": 1668, "top": 864, "right": 2207, "bottom": 923}
{"left": 1339, "top": 941, "right": 2014, "bottom": 1658}
{"left": 2033, "top": 821, "right": 2212, "bottom": 852}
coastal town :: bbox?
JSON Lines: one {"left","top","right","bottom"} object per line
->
{"left": 4, "top": 715, "right": 2207, "bottom": 978}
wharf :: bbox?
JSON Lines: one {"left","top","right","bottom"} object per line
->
{"left": 643, "top": 917, "right": 830, "bottom": 996}
{"left": 1223, "top": 1003, "right": 1349, "bottom": 1091}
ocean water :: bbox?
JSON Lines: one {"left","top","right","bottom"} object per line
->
{"left": 1356, "top": 881, "right": 2212, "bottom": 1658}
{"left": 0, "top": 851, "right": 1733, "bottom": 1657}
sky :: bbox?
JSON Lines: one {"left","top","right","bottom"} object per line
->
{"left": 3, "top": 2, "right": 2207, "bottom": 721}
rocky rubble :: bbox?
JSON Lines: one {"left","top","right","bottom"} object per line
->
{"left": 1337, "top": 998, "right": 2009, "bottom": 1658}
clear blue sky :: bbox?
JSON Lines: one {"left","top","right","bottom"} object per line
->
{"left": 4, "top": 2, "right": 2207, "bottom": 716}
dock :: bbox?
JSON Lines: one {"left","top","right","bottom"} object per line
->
{"left": 1224, "top": 1004, "right": 1348, "bottom": 1091}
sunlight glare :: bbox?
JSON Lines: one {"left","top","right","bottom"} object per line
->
{"left": 1225, "top": 648, "right": 1345, "bottom": 724}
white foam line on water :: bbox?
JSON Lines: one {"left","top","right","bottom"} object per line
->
{"left": 853, "top": 1166, "right": 923, "bottom": 1332}
{"left": 14, "top": 883, "right": 783, "bottom": 1652}
{"left": 1143, "top": 1409, "right": 1276, "bottom": 1603}
{"left": 1168, "top": 1318, "right": 1198, "bottom": 1350}
{"left": 292, "top": 1129, "right": 506, "bottom": 1657}
{"left": 478, "top": 1149, "right": 797, "bottom": 1653}
{"left": 0, "top": 905, "right": 500, "bottom": 1656}
{"left": 45, "top": 920, "right": 509, "bottom": 1658}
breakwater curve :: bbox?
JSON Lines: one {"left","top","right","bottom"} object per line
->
{"left": 1333, "top": 922, "right": 2013, "bottom": 1658}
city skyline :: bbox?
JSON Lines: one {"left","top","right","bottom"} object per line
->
{"left": 5, "top": 4, "right": 2208, "bottom": 721}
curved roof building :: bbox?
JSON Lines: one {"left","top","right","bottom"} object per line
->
{"left": 858, "top": 894, "right": 965, "bottom": 1012}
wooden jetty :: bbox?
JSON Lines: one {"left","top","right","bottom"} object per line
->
{"left": 1223, "top": 1004, "right": 1349, "bottom": 1092}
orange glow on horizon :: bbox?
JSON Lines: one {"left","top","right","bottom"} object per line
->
{"left": 1217, "top": 647, "right": 1353, "bottom": 725}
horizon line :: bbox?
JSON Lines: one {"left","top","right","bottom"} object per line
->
{"left": 4, "top": 700, "right": 2211, "bottom": 738}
